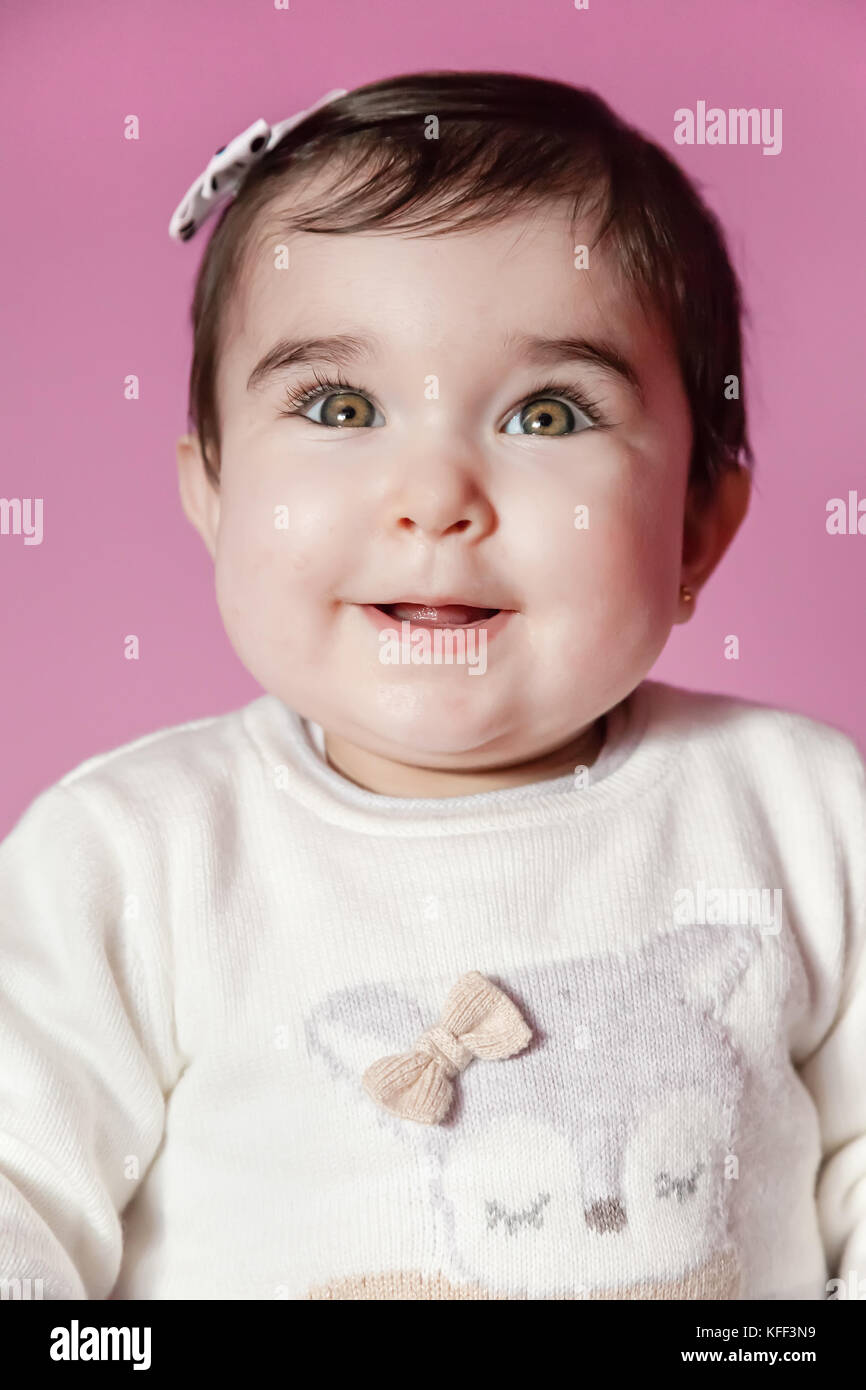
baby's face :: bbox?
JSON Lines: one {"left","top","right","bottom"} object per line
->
{"left": 185, "top": 199, "right": 696, "bottom": 765}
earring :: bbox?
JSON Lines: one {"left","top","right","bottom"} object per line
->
{"left": 680, "top": 585, "right": 694, "bottom": 604}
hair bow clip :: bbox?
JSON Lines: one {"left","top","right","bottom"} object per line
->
{"left": 168, "top": 87, "right": 349, "bottom": 242}
{"left": 362, "top": 971, "right": 533, "bottom": 1126}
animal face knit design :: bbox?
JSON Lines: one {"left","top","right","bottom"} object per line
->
{"left": 305, "top": 924, "right": 759, "bottom": 1299}
{"left": 0, "top": 678, "right": 864, "bottom": 1300}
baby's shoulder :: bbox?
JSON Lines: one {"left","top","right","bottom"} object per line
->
{"left": 58, "top": 700, "right": 252, "bottom": 789}
{"left": 647, "top": 679, "right": 866, "bottom": 802}
{"left": 15, "top": 695, "right": 280, "bottom": 847}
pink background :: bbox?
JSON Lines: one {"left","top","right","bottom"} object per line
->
{"left": 1, "top": 0, "right": 863, "bottom": 836}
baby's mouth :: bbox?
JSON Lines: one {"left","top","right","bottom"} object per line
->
{"left": 373, "top": 602, "right": 500, "bottom": 627}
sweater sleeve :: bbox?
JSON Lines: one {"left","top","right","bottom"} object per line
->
{"left": 0, "top": 778, "right": 181, "bottom": 1300}
{"left": 795, "top": 741, "right": 866, "bottom": 1294}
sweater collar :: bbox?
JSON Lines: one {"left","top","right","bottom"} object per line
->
{"left": 243, "top": 680, "right": 680, "bottom": 836}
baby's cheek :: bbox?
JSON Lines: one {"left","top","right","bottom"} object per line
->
{"left": 537, "top": 487, "right": 677, "bottom": 674}
{"left": 218, "top": 500, "right": 301, "bottom": 590}
{"left": 576, "top": 455, "right": 682, "bottom": 593}
{"left": 213, "top": 519, "right": 285, "bottom": 648}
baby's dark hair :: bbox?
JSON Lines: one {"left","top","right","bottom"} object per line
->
{"left": 185, "top": 69, "right": 753, "bottom": 501}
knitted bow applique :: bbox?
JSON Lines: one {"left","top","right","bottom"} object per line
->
{"left": 362, "top": 971, "right": 532, "bottom": 1125}
{"left": 168, "top": 87, "right": 348, "bottom": 242}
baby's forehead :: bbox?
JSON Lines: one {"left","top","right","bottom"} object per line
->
{"left": 231, "top": 201, "right": 654, "bottom": 367}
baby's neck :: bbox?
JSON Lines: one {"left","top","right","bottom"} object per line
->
{"left": 318, "top": 716, "right": 607, "bottom": 799}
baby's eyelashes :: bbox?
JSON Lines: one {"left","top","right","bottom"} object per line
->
{"left": 279, "top": 376, "right": 607, "bottom": 435}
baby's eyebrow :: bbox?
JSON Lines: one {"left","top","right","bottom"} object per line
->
{"left": 247, "top": 334, "right": 380, "bottom": 393}
{"left": 246, "top": 329, "right": 643, "bottom": 403}
{"left": 506, "top": 331, "right": 644, "bottom": 405}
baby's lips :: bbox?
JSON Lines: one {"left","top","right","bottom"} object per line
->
{"left": 381, "top": 602, "right": 499, "bottom": 625}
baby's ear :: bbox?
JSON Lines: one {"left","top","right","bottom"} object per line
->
{"left": 177, "top": 432, "right": 220, "bottom": 559}
{"left": 677, "top": 465, "right": 751, "bottom": 612}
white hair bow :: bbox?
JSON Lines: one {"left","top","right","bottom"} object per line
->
{"left": 168, "top": 87, "right": 348, "bottom": 242}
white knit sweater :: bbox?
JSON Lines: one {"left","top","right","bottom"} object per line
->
{"left": 1, "top": 679, "right": 864, "bottom": 1301}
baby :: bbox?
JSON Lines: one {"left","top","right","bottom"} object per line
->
{"left": 1, "top": 71, "right": 864, "bottom": 1302}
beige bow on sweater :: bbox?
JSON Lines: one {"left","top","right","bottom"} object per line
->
{"left": 362, "top": 971, "right": 533, "bottom": 1125}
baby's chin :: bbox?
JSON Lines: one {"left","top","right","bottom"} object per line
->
{"left": 337, "top": 712, "right": 517, "bottom": 762}
{"left": 295, "top": 683, "right": 526, "bottom": 762}
{"left": 362, "top": 725, "right": 519, "bottom": 763}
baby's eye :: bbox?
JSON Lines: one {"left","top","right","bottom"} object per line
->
{"left": 502, "top": 394, "right": 597, "bottom": 437}
{"left": 300, "top": 389, "right": 384, "bottom": 429}
{"left": 281, "top": 377, "right": 603, "bottom": 433}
